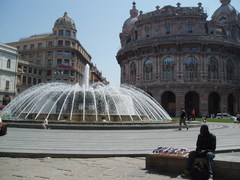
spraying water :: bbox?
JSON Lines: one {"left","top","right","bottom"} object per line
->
{"left": 1, "top": 65, "right": 171, "bottom": 122}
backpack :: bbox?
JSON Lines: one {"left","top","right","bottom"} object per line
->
{"left": 190, "top": 161, "right": 209, "bottom": 180}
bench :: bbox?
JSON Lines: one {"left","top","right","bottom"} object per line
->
{"left": 146, "top": 154, "right": 240, "bottom": 180}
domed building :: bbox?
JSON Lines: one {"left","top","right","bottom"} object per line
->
{"left": 7, "top": 12, "right": 108, "bottom": 94}
{"left": 116, "top": 1, "right": 240, "bottom": 117}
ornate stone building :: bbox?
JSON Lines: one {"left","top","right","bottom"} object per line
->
{"left": 7, "top": 12, "right": 108, "bottom": 94}
{"left": 0, "top": 43, "right": 18, "bottom": 107}
{"left": 117, "top": 0, "right": 240, "bottom": 117}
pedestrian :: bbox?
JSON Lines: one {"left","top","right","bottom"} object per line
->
{"left": 179, "top": 108, "right": 188, "bottom": 130}
{"left": 191, "top": 108, "right": 196, "bottom": 120}
{"left": 182, "top": 124, "right": 216, "bottom": 179}
{"left": 42, "top": 118, "right": 48, "bottom": 129}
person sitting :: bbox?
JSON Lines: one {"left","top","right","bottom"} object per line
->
{"left": 182, "top": 124, "right": 216, "bottom": 179}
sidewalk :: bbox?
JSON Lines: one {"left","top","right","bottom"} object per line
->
{"left": 1, "top": 123, "right": 240, "bottom": 179}
{"left": 0, "top": 157, "right": 182, "bottom": 180}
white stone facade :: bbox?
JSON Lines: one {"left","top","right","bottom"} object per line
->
{"left": 0, "top": 43, "right": 18, "bottom": 106}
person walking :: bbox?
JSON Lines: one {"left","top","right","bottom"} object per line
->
{"left": 182, "top": 124, "right": 216, "bottom": 179}
{"left": 42, "top": 118, "right": 48, "bottom": 129}
{"left": 179, "top": 108, "right": 188, "bottom": 130}
{"left": 191, "top": 108, "right": 196, "bottom": 121}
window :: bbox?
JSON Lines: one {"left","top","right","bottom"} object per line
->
{"left": 7, "top": 59, "right": 11, "bottom": 68}
{"left": 57, "top": 51, "right": 63, "bottom": 56}
{"left": 23, "top": 66, "right": 27, "bottom": 72}
{"left": 47, "top": 59, "right": 52, "bottom": 66}
{"left": 5, "top": 81, "right": 10, "bottom": 90}
{"left": 146, "top": 30, "right": 150, "bottom": 38}
{"left": 48, "top": 41, "right": 53, "bottom": 47}
{"left": 184, "top": 56, "right": 198, "bottom": 79}
{"left": 59, "top": 30, "right": 63, "bottom": 36}
{"left": 58, "top": 40, "right": 63, "bottom": 46}
{"left": 226, "top": 59, "right": 234, "bottom": 81}
{"left": 23, "top": 45, "right": 27, "bottom": 50}
{"left": 47, "top": 70, "right": 52, "bottom": 76}
{"left": 188, "top": 25, "right": 193, "bottom": 33}
{"left": 130, "top": 62, "right": 136, "bottom": 81}
{"left": 38, "top": 43, "right": 42, "bottom": 48}
{"left": 64, "top": 51, "right": 70, "bottom": 57}
{"left": 28, "top": 77, "right": 32, "bottom": 85}
{"left": 57, "top": 59, "right": 62, "bottom": 66}
{"left": 64, "top": 59, "right": 70, "bottom": 66}
{"left": 166, "top": 25, "right": 170, "bottom": 34}
{"left": 65, "top": 41, "right": 70, "bottom": 46}
{"left": 48, "top": 51, "right": 53, "bottom": 56}
{"left": 143, "top": 59, "right": 153, "bottom": 80}
{"left": 30, "top": 44, "right": 35, "bottom": 49}
{"left": 163, "top": 57, "right": 174, "bottom": 80}
{"left": 22, "top": 55, "right": 27, "bottom": 59}
{"left": 33, "top": 78, "right": 37, "bottom": 85}
{"left": 188, "top": 21, "right": 193, "bottom": 33}
{"left": 28, "top": 67, "right": 32, "bottom": 73}
{"left": 66, "top": 30, "right": 71, "bottom": 36}
{"left": 30, "top": 53, "right": 35, "bottom": 58}
{"left": 23, "top": 76, "right": 26, "bottom": 84}
{"left": 208, "top": 57, "right": 218, "bottom": 80}
{"left": 34, "top": 69, "right": 37, "bottom": 74}
{"left": 37, "top": 52, "right": 42, "bottom": 57}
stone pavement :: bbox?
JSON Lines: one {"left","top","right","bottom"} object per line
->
{"left": 0, "top": 122, "right": 240, "bottom": 179}
{"left": 1, "top": 122, "right": 240, "bottom": 156}
{"left": 0, "top": 157, "right": 183, "bottom": 180}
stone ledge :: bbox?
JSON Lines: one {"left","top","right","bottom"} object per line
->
{"left": 146, "top": 154, "right": 240, "bottom": 180}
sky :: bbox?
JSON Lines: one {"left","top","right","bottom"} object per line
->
{"left": 1, "top": 0, "right": 240, "bottom": 86}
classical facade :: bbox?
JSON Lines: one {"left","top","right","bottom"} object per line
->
{"left": 0, "top": 43, "right": 18, "bottom": 106}
{"left": 117, "top": 0, "right": 240, "bottom": 117}
{"left": 7, "top": 12, "right": 108, "bottom": 94}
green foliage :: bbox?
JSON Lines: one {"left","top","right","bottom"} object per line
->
{"left": 171, "top": 117, "right": 234, "bottom": 123}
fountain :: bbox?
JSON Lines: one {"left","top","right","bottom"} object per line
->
{"left": 1, "top": 65, "right": 171, "bottom": 123}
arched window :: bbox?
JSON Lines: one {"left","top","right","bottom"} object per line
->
{"left": 163, "top": 57, "right": 174, "bottom": 80}
{"left": 184, "top": 56, "right": 198, "bottom": 79}
{"left": 130, "top": 62, "right": 136, "bottom": 82}
{"left": 7, "top": 59, "right": 11, "bottom": 68}
{"left": 226, "top": 59, "right": 234, "bottom": 81}
{"left": 208, "top": 57, "right": 218, "bottom": 80}
{"left": 143, "top": 59, "right": 153, "bottom": 80}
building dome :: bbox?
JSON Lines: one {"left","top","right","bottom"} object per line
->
{"left": 212, "top": 0, "right": 239, "bottom": 23}
{"left": 54, "top": 12, "right": 76, "bottom": 30}
{"left": 122, "top": 2, "right": 138, "bottom": 34}
{"left": 117, "top": 2, "right": 240, "bottom": 117}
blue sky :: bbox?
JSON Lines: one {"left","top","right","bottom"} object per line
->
{"left": 1, "top": 0, "right": 240, "bottom": 86}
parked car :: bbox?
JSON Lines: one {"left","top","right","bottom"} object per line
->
{"left": 215, "top": 113, "right": 237, "bottom": 121}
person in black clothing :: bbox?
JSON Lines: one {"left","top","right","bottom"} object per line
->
{"left": 183, "top": 124, "right": 216, "bottom": 179}
{"left": 179, "top": 108, "right": 189, "bottom": 130}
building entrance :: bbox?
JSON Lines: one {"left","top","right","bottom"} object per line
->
{"left": 161, "top": 91, "right": 176, "bottom": 117}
